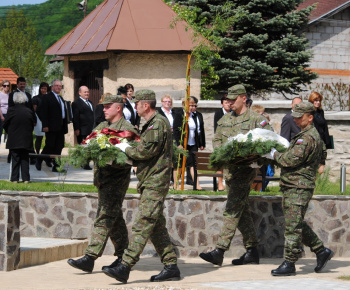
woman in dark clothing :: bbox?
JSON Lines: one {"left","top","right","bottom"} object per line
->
{"left": 173, "top": 96, "right": 206, "bottom": 190}
{"left": 308, "top": 91, "right": 332, "bottom": 175}
{"left": 32, "top": 82, "right": 50, "bottom": 155}
{"left": 4, "top": 92, "right": 36, "bottom": 183}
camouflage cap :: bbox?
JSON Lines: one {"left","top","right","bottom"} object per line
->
{"left": 100, "top": 95, "right": 124, "bottom": 104}
{"left": 131, "top": 89, "right": 156, "bottom": 103}
{"left": 227, "top": 84, "right": 246, "bottom": 100}
{"left": 291, "top": 102, "right": 315, "bottom": 118}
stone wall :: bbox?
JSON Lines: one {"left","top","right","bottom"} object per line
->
{"left": 1, "top": 191, "right": 349, "bottom": 259}
{"left": 0, "top": 197, "right": 20, "bottom": 271}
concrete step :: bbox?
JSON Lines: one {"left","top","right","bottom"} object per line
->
{"left": 19, "top": 237, "right": 88, "bottom": 269}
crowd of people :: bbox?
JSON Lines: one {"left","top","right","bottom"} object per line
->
{"left": 0, "top": 77, "right": 334, "bottom": 282}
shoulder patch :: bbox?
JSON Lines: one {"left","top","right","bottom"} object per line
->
{"left": 147, "top": 125, "right": 154, "bottom": 130}
{"left": 296, "top": 139, "right": 303, "bottom": 144}
{"left": 260, "top": 120, "right": 267, "bottom": 127}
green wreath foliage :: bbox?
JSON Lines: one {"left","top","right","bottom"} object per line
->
{"left": 210, "top": 133, "right": 287, "bottom": 169}
{"left": 59, "top": 140, "right": 187, "bottom": 170}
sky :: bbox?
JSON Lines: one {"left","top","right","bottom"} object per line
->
{"left": 0, "top": 0, "right": 49, "bottom": 6}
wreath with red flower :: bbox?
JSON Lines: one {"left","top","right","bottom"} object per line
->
{"left": 64, "top": 128, "right": 140, "bottom": 168}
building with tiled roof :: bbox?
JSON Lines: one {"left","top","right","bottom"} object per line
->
{"left": 46, "top": 0, "right": 201, "bottom": 107}
{"left": 0, "top": 68, "right": 18, "bottom": 91}
{"left": 46, "top": 0, "right": 202, "bottom": 145}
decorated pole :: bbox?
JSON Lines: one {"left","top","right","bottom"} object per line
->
{"left": 175, "top": 55, "right": 191, "bottom": 190}
{"left": 180, "top": 55, "right": 191, "bottom": 190}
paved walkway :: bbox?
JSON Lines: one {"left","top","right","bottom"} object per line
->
{"left": 0, "top": 256, "right": 349, "bottom": 289}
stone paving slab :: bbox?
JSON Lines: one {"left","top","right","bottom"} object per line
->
{"left": 0, "top": 257, "right": 349, "bottom": 289}
{"left": 202, "top": 278, "right": 350, "bottom": 290}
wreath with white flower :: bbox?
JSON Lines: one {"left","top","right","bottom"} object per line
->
{"left": 210, "top": 128, "right": 289, "bottom": 169}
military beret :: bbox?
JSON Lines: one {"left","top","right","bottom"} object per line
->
{"left": 100, "top": 94, "right": 124, "bottom": 104}
{"left": 291, "top": 102, "right": 315, "bottom": 118}
{"left": 227, "top": 84, "right": 247, "bottom": 100}
{"left": 131, "top": 89, "right": 156, "bottom": 103}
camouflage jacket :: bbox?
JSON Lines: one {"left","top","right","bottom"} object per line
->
{"left": 213, "top": 108, "right": 272, "bottom": 149}
{"left": 125, "top": 111, "right": 172, "bottom": 193}
{"left": 93, "top": 117, "right": 139, "bottom": 186}
{"left": 274, "top": 124, "right": 327, "bottom": 189}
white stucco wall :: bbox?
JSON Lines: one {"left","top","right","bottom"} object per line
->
{"left": 103, "top": 52, "right": 201, "bottom": 98}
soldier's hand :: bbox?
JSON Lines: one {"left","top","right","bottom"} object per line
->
{"left": 115, "top": 143, "right": 131, "bottom": 152}
{"left": 262, "top": 148, "right": 277, "bottom": 160}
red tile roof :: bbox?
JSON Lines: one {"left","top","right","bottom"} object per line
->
{"left": 0, "top": 68, "right": 18, "bottom": 85}
{"left": 298, "top": 0, "right": 350, "bottom": 22}
{"left": 46, "top": 0, "right": 198, "bottom": 56}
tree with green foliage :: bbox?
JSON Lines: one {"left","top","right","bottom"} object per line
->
{"left": 0, "top": 0, "right": 105, "bottom": 51}
{"left": 175, "top": 0, "right": 318, "bottom": 98}
{"left": 0, "top": 8, "right": 46, "bottom": 85}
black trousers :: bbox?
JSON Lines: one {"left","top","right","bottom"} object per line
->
{"left": 40, "top": 128, "right": 65, "bottom": 167}
{"left": 10, "top": 149, "right": 30, "bottom": 182}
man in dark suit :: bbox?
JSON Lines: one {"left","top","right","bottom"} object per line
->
{"left": 36, "top": 79, "right": 68, "bottom": 172}
{"left": 214, "top": 96, "right": 231, "bottom": 132}
{"left": 214, "top": 96, "right": 231, "bottom": 191}
{"left": 280, "top": 97, "right": 302, "bottom": 142}
{"left": 8, "top": 76, "right": 33, "bottom": 110}
{"left": 8, "top": 76, "right": 35, "bottom": 165}
{"left": 72, "top": 86, "right": 94, "bottom": 169}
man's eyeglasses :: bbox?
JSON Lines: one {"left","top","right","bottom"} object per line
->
{"left": 162, "top": 101, "right": 172, "bottom": 103}
{"left": 189, "top": 105, "right": 197, "bottom": 107}
{"left": 2, "top": 85, "right": 9, "bottom": 87}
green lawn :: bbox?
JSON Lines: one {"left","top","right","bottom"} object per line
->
{"left": 0, "top": 178, "right": 348, "bottom": 195}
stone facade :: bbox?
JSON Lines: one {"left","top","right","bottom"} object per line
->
{"left": 0, "top": 197, "right": 20, "bottom": 271}
{"left": 1, "top": 191, "right": 349, "bottom": 259}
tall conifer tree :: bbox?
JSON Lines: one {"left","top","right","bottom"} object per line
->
{"left": 175, "top": 0, "right": 318, "bottom": 97}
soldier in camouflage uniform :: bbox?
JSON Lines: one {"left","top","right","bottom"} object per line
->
{"left": 103, "top": 89, "right": 180, "bottom": 284}
{"left": 266, "top": 102, "right": 334, "bottom": 276}
{"left": 200, "top": 84, "right": 272, "bottom": 267}
{"left": 67, "top": 95, "right": 139, "bottom": 273}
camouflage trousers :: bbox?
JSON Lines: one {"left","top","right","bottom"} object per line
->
{"left": 122, "top": 187, "right": 177, "bottom": 268}
{"left": 85, "top": 167, "right": 130, "bottom": 259}
{"left": 216, "top": 167, "right": 259, "bottom": 250}
{"left": 281, "top": 186, "right": 324, "bottom": 263}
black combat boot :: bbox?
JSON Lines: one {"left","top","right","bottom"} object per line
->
{"left": 232, "top": 247, "right": 260, "bottom": 265}
{"left": 102, "top": 256, "right": 122, "bottom": 271}
{"left": 150, "top": 264, "right": 181, "bottom": 282}
{"left": 315, "top": 247, "right": 334, "bottom": 273}
{"left": 67, "top": 255, "right": 95, "bottom": 273}
{"left": 102, "top": 262, "right": 130, "bottom": 284}
{"left": 271, "top": 260, "right": 296, "bottom": 276}
{"left": 199, "top": 248, "right": 225, "bottom": 266}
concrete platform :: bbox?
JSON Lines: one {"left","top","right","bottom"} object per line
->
{"left": 20, "top": 238, "right": 88, "bottom": 269}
